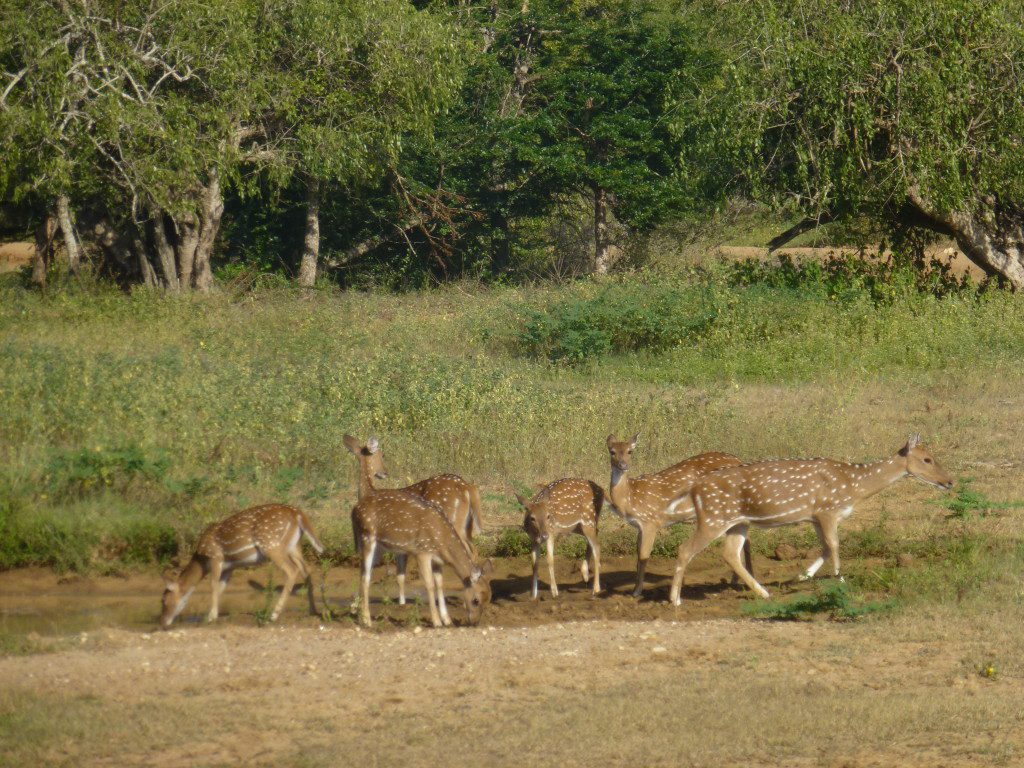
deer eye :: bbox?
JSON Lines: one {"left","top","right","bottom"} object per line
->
{"left": 472, "top": 598, "right": 480, "bottom": 606}
{"left": 924, "top": 458, "right": 932, "bottom": 464}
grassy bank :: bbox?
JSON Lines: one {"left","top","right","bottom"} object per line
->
{"left": 1, "top": 262, "right": 1023, "bottom": 590}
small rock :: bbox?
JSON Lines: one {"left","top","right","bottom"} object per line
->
{"left": 896, "top": 553, "right": 915, "bottom": 568}
{"left": 412, "top": 626, "right": 423, "bottom": 634}
{"left": 774, "top": 543, "right": 799, "bottom": 561}
{"left": 652, "top": 646, "right": 668, "bottom": 654}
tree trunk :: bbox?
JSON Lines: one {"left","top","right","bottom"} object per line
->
{"left": 297, "top": 177, "right": 320, "bottom": 287}
{"left": 151, "top": 215, "right": 180, "bottom": 292}
{"left": 192, "top": 171, "right": 223, "bottom": 293}
{"left": 175, "top": 214, "right": 199, "bottom": 290}
{"left": 593, "top": 184, "right": 613, "bottom": 275}
{"left": 907, "top": 189, "right": 1024, "bottom": 289}
{"left": 134, "top": 235, "right": 160, "bottom": 288}
{"left": 56, "top": 194, "right": 81, "bottom": 275}
{"left": 31, "top": 213, "right": 57, "bottom": 288}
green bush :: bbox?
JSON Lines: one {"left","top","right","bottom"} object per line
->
{"left": 743, "top": 580, "right": 893, "bottom": 621}
{"left": 45, "top": 445, "right": 168, "bottom": 500}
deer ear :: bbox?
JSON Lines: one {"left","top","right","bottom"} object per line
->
{"left": 470, "top": 567, "right": 482, "bottom": 584}
{"left": 629, "top": 432, "right": 639, "bottom": 449}
{"left": 514, "top": 492, "right": 529, "bottom": 509}
{"left": 366, "top": 437, "right": 379, "bottom": 454}
{"left": 481, "top": 558, "right": 494, "bottom": 577}
{"left": 343, "top": 435, "right": 361, "bottom": 455}
{"left": 606, "top": 434, "right": 615, "bottom": 447}
{"left": 908, "top": 433, "right": 921, "bottom": 449}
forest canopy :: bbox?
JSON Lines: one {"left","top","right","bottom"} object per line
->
{"left": 2, "top": 0, "right": 1024, "bottom": 289}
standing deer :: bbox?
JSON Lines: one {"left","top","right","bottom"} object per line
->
{"left": 159, "top": 504, "right": 323, "bottom": 629}
{"left": 514, "top": 478, "right": 604, "bottom": 599}
{"left": 605, "top": 434, "right": 749, "bottom": 597}
{"left": 352, "top": 488, "right": 492, "bottom": 627}
{"left": 343, "top": 435, "right": 484, "bottom": 604}
{"left": 668, "top": 435, "right": 954, "bottom": 605}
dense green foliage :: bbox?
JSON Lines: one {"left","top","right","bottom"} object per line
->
{"left": 1, "top": 262, "right": 1022, "bottom": 570}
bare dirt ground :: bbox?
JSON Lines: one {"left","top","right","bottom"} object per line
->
{"left": 717, "top": 243, "right": 987, "bottom": 280}
{"left": 0, "top": 242, "right": 34, "bottom": 273}
{"left": 2, "top": 544, "right": 1023, "bottom": 767}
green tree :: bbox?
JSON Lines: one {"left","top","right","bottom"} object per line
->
{"left": 0, "top": 0, "right": 461, "bottom": 291}
{"left": 692, "top": 0, "right": 1024, "bottom": 287}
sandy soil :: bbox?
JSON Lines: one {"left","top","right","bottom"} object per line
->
{"left": 2, "top": 551, "right": 1022, "bottom": 767}
{"left": 717, "top": 244, "right": 987, "bottom": 280}
{"left": 0, "top": 242, "right": 34, "bottom": 273}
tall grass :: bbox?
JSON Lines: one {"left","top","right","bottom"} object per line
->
{"left": 1, "top": 261, "right": 1023, "bottom": 571}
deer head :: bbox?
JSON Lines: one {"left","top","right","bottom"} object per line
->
{"left": 463, "top": 559, "right": 494, "bottom": 625}
{"left": 606, "top": 433, "right": 639, "bottom": 472}
{"left": 515, "top": 492, "right": 549, "bottom": 543}
{"left": 899, "top": 434, "right": 954, "bottom": 490}
{"left": 159, "top": 569, "right": 191, "bottom": 629}
{"left": 344, "top": 434, "right": 388, "bottom": 480}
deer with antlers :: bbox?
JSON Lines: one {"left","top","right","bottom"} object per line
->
{"left": 514, "top": 478, "right": 604, "bottom": 599}
{"left": 668, "top": 435, "right": 954, "bottom": 605}
{"left": 343, "top": 435, "right": 484, "bottom": 605}
{"left": 605, "top": 434, "right": 750, "bottom": 597}
{"left": 159, "top": 504, "right": 324, "bottom": 629}
{"left": 352, "top": 487, "right": 492, "bottom": 628}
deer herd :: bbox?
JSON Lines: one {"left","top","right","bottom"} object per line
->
{"left": 159, "top": 432, "right": 954, "bottom": 630}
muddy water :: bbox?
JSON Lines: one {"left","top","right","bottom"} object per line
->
{"left": 0, "top": 556, "right": 795, "bottom": 640}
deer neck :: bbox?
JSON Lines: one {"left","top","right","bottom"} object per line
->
{"left": 356, "top": 461, "right": 377, "bottom": 501}
{"left": 847, "top": 456, "right": 908, "bottom": 501}
{"left": 177, "top": 558, "right": 206, "bottom": 592}
{"left": 443, "top": 531, "right": 477, "bottom": 583}
{"left": 608, "top": 468, "right": 632, "bottom": 515}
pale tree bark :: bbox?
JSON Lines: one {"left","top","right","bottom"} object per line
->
{"left": 191, "top": 171, "right": 223, "bottom": 293}
{"left": 593, "top": 184, "right": 613, "bottom": 275}
{"left": 150, "top": 215, "right": 180, "bottom": 292}
{"left": 31, "top": 212, "right": 57, "bottom": 288}
{"left": 297, "top": 177, "right": 320, "bottom": 287}
{"left": 56, "top": 194, "right": 81, "bottom": 274}
{"left": 175, "top": 214, "right": 199, "bottom": 289}
{"left": 907, "top": 188, "right": 1024, "bottom": 289}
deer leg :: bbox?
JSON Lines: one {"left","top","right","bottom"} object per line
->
{"left": 267, "top": 551, "right": 299, "bottom": 622}
{"left": 722, "top": 525, "right": 770, "bottom": 599}
{"left": 799, "top": 521, "right": 828, "bottom": 581}
{"left": 546, "top": 535, "right": 559, "bottom": 598}
{"left": 633, "top": 522, "right": 657, "bottom": 597}
{"left": 433, "top": 566, "right": 453, "bottom": 626}
{"left": 580, "top": 539, "right": 591, "bottom": 585}
{"left": 207, "top": 558, "right": 224, "bottom": 622}
{"left": 582, "top": 524, "right": 601, "bottom": 595}
{"left": 396, "top": 553, "right": 407, "bottom": 605}
{"left": 669, "top": 521, "right": 726, "bottom": 606}
{"left": 359, "top": 538, "right": 377, "bottom": 627}
{"left": 820, "top": 516, "right": 842, "bottom": 580}
{"left": 531, "top": 543, "right": 541, "bottom": 600}
{"left": 289, "top": 550, "right": 318, "bottom": 616}
{"left": 417, "top": 553, "right": 442, "bottom": 628}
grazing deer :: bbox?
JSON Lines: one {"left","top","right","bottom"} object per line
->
{"left": 605, "top": 434, "right": 748, "bottom": 597}
{"left": 668, "top": 435, "right": 954, "bottom": 605}
{"left": 352, "top": 489, "right": 492, "bottom": 628}
{"left": 159, "top": 504, "right": 323, "bottom": 629}
{"left": 514, "top": 478, "right": 604, "bottom": 599}
{"left": 343, "top": 435, "right": 484, "bottom": 605}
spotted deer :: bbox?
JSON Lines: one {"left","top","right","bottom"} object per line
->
{"left": 343, "top": 435, "right": 483, "bottom": 604}
{"left": 514, "top": 478, "right": 604, "bottom": 599}
{"left": 606, "top": 434, "right": 749, "bottom": 597}
{"left": 159, "top": 504, "right": 323, "bottom": 629}
{"left": 668, "top": 435, "right": 955, "bottom": 605}
{"left": 352, "top": 488, "right": 493, "bottom": 627}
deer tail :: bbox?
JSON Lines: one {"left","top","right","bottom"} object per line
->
{"left": 468, "top": 483, "right": 485, "bottom": 538}
{"left": 297, "top": 509, "right": 324, "bottom": 554}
